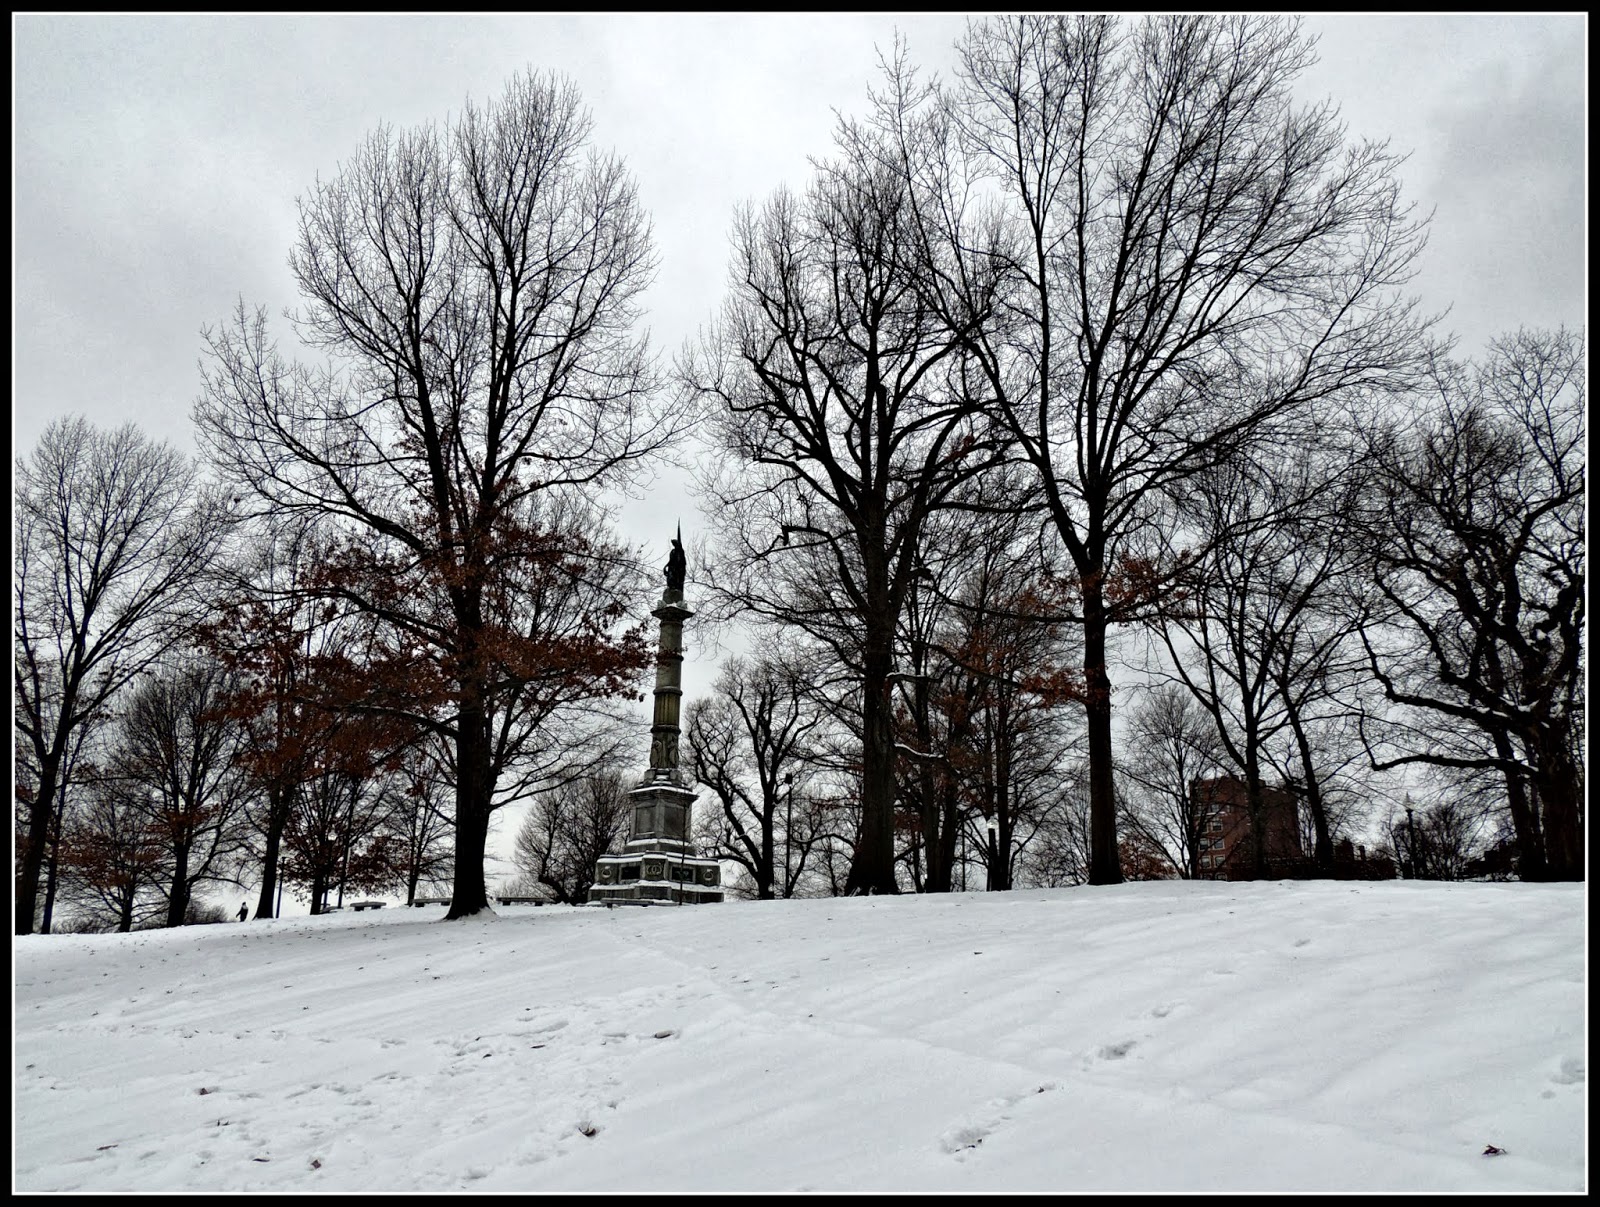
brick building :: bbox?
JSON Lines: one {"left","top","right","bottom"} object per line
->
{"left": 1189, "top": 775, "right": 1303, "bottom": 878}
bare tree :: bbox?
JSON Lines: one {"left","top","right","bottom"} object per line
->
{"left": 14, "top": 417, "right": 230, "bottom": 933}
{"left": 381, "top": 740, "right": 456, "bottom": 906}
{"left": 1015, "top": 760, "right": 1095, "bottom": 888}
{"left": 195, "top": 72, "right": 675, "bottom": 918}
{"left": 110, "top": 658, "right": 255, "bottom": 927}
{"left": 200, "top": 513, "right": 331, "bottom": 919}
{"left": 1153, "top": 441, "right": 1379, "bottom": 875}
{"left": 1117, "top": 684, "right": 1227, "bottom": 877}
{"left": 55, "top": 773, "right": 168, "bottom": 933}
{"left": 944, "top": 15, "right": 1434, "bottom": 883}
{"left": 1359, "top": 329, "right": 1585, "bottom": 880}
{"left": 510, "top": 769, "right": 631, "bottom": 904}
{"left": 685, "top": 69, "right": 1006, "bottom": 894}
{"left": 684, "top": 652, "right": 823, "bottom": 899}
{"left": 1384, "top": 793, "right": 1493, "bottom": 883}
{"left": 890, "top": 495, "right": 1083, "bottom": 893}
{"left": 1261, "top": 710, "right": 1377, "bottom": 867}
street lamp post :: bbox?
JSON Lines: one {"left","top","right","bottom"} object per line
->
{"left": 1406, "top": 803, "right": 1418, "bottom": 880}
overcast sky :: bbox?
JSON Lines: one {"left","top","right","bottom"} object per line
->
{"left": 13, "top": 12, "right": 1586, "bottom": 581}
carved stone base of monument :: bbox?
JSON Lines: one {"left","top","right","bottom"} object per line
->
{"left": 590, "top": 852, "right": 723, "bottom": 904}
{"left": 590, "top": 779, "right": 723, "bottom": 904}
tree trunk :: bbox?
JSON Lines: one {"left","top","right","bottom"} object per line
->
{"left": 757, "top": 810, "right": 775, "bottom": 900}
{"left": 1243, "top": 756, "right": 1269, "bottom": 878}
{"left": 990, "top": 703, "right": 1014, "bottom": 891}
{"left": 40, "top": 818, "right": 61, "bottom": 935}
{"left": 908, "top": 667, "right": 951, "bottom": 893}
{"left": 1288, "top": 713, "right": 1333, "bottom": 873}
{"left": 254, "top": 780, "right": 289, "bottom": 919}
{"left": 15, "top": 749, "right": 63, "bottom": 934}
{"left": 447, "top": 797, "right": 490, "bottom": 918}
{"left": 845, "top": 647, "right": 900, "bottom": 895}
{"left": 1532, "top": 726, "right": 1583, "bottom": 881}
{"left": 445, "top": 691, "right": 493, "bottom": 918}
{"left": 1493, "top": 730, "right": 1548, "bottom": 882}
{"left": 933, "top": 789, "right": 961, "bottom": 893}
{"left": 919, "top": 795, "right": 950, "bottom": 895}
{"left": 1082, "top": 578, "right": 1123, "bottom": 885}
{"left": 166, "top": 846, "right": 192, "bottom": 928}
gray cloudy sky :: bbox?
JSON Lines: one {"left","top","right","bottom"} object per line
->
{"left": 13, "top": 12, "right": 1586, "bottom": 561}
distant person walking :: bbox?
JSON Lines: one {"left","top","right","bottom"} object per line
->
{"left": 238, "top": 902, "right": 249, "bottom": 922}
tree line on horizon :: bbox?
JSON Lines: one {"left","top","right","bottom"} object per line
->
{"left": 14, "top": 15, "right": 1584, "bottom": 934}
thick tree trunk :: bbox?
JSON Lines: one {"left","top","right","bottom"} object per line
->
{"left": 845, "top": 648, "right": 900, "bottom": 895}
{"left": 15, "top": 750, "right": 63, "bottom": 935}
{"left": 166, "top": 846, "right": 192, "bottom": 928}
{"left": 1532, "top": 727, "right": 1583, "bottom": 882}
{"left": 446, "top": 797, "right": 491, "bottom": 918}
{"left": 445, "top": 691, "right": 494, "bottom": 918}
{"left": 1493, "top": 730, "right": 1548, "bottom": 882}
{"left": 1243, "top": 756, "right": 1269, "bottom": 878}
{"left": 757, "top": 813, "right": 776, "bottom": 900}
{"left": 41, "top": 822, "right": 61, "bottom": 935}
{"left": 990, "top": 706, "right": 1014, "bottom": 891}
{"left": 1082, "top": 580, "right": 1123, "bottom": 886}
{"left": 919, "top": 787, "right": 951, "bottom": 895}
{"left": 254, "top": 780, "right": 289, "bottom": 919}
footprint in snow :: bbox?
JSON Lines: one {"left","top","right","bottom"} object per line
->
{"left": 1551, "top": 1056, "right": 1585, "bottom": 1086}
{"left": 938, "top": 1125, "right": 988, "bottom": 1154}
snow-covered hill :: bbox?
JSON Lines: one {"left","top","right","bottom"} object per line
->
{"left": 14, "top": 880, "right": 1586, "bottom": 1192}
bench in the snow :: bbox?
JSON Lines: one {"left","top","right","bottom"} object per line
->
{"left": 350, "top": 900, "right": 386, "bottom": 911}
{"left": 495, "top": 895, "right": 547, "bottom": 905}
{"left": 410, "top": 897, "right": 450, "bottom": 907}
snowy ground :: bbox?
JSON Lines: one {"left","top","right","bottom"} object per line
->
{"left": 13, "top": 880, "right": 1586, "bottom": 1192}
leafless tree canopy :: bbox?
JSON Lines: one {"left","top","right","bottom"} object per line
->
{"left": 14, "top": 35, "right": 1583, "bottom": 918}
{"left": 684, "top": 62, "right": 1007, "bottom": 894}
{"left": 510, "top": 769, "right": 631, "bottom": 904}
{"left": 685, "top": 653, "right": 823, "bottom": 899}
{"left": 1359, "top": 329, "right": 1585, "bottom": 879}
{"left": 107, "top": 658, "right": 255, "bottom": 927}
{"left": 14, "top": 417, "right": 230, "bottom": 933}
{"left": 195, "top": 71, "right": 676, "bottom": 918}
{"left": 932, "top": 14, "right": 1436, "bottom": 884}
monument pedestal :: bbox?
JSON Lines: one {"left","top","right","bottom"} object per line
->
{"left": 591, "top": 778, "right": 723, "bottom": 904}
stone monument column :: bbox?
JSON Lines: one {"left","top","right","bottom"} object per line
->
{"left": 589, "top": 529, "right": 723, "bottom": 904}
